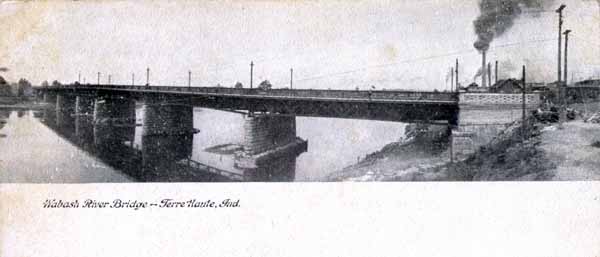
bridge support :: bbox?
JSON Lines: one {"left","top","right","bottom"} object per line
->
{"left": 55, "top": 93, "right": 76, "bottom": 128}
{"left": 451, "top": 93, "right": 541, "bottom": 160}
{"left": 141, "top": 134, "right": 193, "bottom": 181}
{"left": 142, "top": 96, "right": 194, "bottom": 136}
{"left": 93, "top": 95, "right": 136, "bottom": 146}
{"left": 74, "top": 95, "right": 95, "bottom": 143}
{"left": 235, "top": 114, "right": 307, "bottom": 181}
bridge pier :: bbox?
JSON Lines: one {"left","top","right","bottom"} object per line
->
{"left": 142, "top": 96, "right": 194, "bottom": 136}
{"left": 141, "top": 134, "right": 193, "bottom": 181}
{"left": 74, "top": 95, "right": 95, "bottom": 143}
{"left": 55, "top": 93, "right": 76, "bottom": 128}
{"left": 235, "top": 114, "right": 307, "bottom": 181}
{"left": 451, "top": 93, "right": 541, "bottom": 160}
{"left": 42, "top": 92, "right": 58, "bottom": 124}
{"left": 93, "top": 95, "right": 136, "bottom": 146}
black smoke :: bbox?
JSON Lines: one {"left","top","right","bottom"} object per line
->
{"left": 473, "top": 0, "right": 552, "bottom": 52}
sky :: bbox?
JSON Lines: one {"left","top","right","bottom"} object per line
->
{"left": 0, "top": 0, "right": 599, "bottom": 90}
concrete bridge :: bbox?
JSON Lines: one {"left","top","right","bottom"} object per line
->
{"left": 36, "top": 84, "right": 542, "bottom": 164}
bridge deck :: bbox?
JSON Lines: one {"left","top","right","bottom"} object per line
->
{"left": 38, "top": 84, "right": 459, "bottom": 123}
{"left": 38, "top": 84, "right": 459, "bottom": 104}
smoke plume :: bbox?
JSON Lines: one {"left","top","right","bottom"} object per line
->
{"left": 473, "top": 0, "right": 552, "bottom": 52}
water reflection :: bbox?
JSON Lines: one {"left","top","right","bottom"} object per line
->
{"left": 34, "top": 93, "right": 306, "bottom": 182}
{"left": 1, "top": 92, "right": 406, "bottom": 182}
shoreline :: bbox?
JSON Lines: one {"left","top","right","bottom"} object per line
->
{"left": 329, "top": 102, "right": 600, "bottom": 181}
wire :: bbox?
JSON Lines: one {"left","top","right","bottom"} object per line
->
{"left": 294, "top": 38, "right": 556, "bottom": 83}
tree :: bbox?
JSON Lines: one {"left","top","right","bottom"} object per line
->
{"left": 234, "top": 82, "right": 243, "bottom": 88}
{"left": 41, "top": 81, "right": 49, "bottom": 87}
{"left": 17, "top": 78, "right": 32, "bottom": 97}
{"left": 258, "top": 80, "right": 272, "bottom": 90}
{"left": 51, "top": 80, "right": 62, "bottom": 87}
{"left": 0, "top": 76, "right": 11, "bottom": 96}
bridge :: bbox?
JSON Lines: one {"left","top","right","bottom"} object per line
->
{"left": 36, "top": 84, "right": 543, "bottom": 162}
{"left": 37, "top": 84, "right": 459, "bottom": 124}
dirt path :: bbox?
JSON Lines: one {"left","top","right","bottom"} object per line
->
{"left": 541, "top": 121, "right": 600, "bottom": 180}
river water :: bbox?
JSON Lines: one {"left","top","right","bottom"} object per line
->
{"left": 0, "top": 107, "right": 405, "bottom": 183}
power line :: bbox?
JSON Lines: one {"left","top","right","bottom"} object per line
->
{"left": 295, "top": 38, "right": 556, "bottom": 83}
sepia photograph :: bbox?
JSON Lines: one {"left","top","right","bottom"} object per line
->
{"left": 0, "top": 0, "right": 599, "bottom": 183}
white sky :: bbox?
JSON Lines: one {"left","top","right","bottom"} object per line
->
{"left": 0, "top": 0, "right": 599, "bottom": 90}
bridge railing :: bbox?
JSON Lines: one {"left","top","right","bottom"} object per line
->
{"left": 40, "top": 84, "right": 459, "bottom": 102}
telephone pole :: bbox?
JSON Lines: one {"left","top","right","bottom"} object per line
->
{"left": 250, "top": 61, "right": 254, "bottom": 89}
{"left": 522, "top": 65, "right": 527, "bottom": 141}
{"left": 455, "top": 59, "right": 459, "bottom": 92}
{"left": 556, "top": 4, "right": 566, "bottom": 85}
{"left": 188, "top": 70, "right": 192, "bottom": 88}
{"left": 290, "top": 68, "right": 293, "bottom": 89}
{"left": 563, "top": 29, "right": 571, "bottom": 83}
{"left": 97, "top": 72, "right": 100, "bottom": 85}
{"left": 556, "top": 4, "right": 566, "bottom": 127}
{"left": 450, "top": 67, "right": 454, "bottom": 92}
{"left": 132, "top": 73, "right": 135, "bottom": 86}
{"left": 146, "top": 68, "right": 150, "bottom": 86}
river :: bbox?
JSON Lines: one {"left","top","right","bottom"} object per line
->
{"left": 0, "top": 107, "right": 405, "bottom": 183}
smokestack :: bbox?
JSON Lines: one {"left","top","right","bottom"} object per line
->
{"left": 495, "top": 60, "right": 498, "bottom": 84}
{"left": 481, "top": 51, "right": 487, "bottom": 87}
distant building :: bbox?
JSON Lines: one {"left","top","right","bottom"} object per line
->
{"left": 573, "top": 79, "right": 600, "bottom": 87}
{"left": 489, "top": 79, "right": 524, "bottom": 93}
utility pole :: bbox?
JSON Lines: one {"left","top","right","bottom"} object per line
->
{"left": 522, "top": 65, "right": 527, "bottom": 141}
{"left": 451, "top": 67, "right": 454, "bottom": 92}
{"left": 250, "top": 61, "right": 254, "bottom": 89}
{"left": 455, "top": 59, "right": 459, "bottom": 92}
{"left": 290, "top": 68, "right": 293, "bottom": 89}
{"left": 556, "top": 4, "right": 566, "bottom": 127}
{"left": 108, "top": 74, "right": 111, "bottom": 85}
{"left": 132, "top": 73, "right": 135, "bottom": 86}
{"left": 97, "top": 72, "right": 100, "bottom": 85}
{"left": 563, "top": 29, "right": 571, "bottom": 84}
{"left": 78, "top": 72, "right": 81, "bottom": 83}
{"left": 556, "top": 4, "right": 566, "bottom": 85}
{"left": 188, "top": 70, "right": 192, "bottom": 88}
{"left": 146, "top": 67, "right": 150, "bottom": 86}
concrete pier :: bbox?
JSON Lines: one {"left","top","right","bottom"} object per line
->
{"left": 140, "top": 134, "right": 193, "bottom": 180}
{"left": 55, "top": 93, "right": 76, "bottom": 128}
{"left": 142, "top": 96, "right": 193, "bottom": 136}
{"left": 74, "top": 95, "right": 95, "bottom": 143}
{"left": 242, "top": 114, "right": 298, "bottom": 155}
{"left": 451, "top": 93, "right": 541, "bottom": 160}
{"left": 42, "top": 92, "right": 58, "bottom": 125}
{"left": 93, "top": 96, "right": 136, "bottom": 146}
{"left": 235, "top": 114, "right": 307, "bottom": 180}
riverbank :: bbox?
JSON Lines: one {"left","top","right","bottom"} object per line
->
{"left": 329, "top": 102, "right": 600, "bottom": 181}
{"left": 0, "top": 96, "right": 45, "bottom": 109}
{"left": 326, "top": 124, "right": 452, "bottom": 181}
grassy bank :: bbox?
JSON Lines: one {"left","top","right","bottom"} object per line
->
{"left": 330, "top": 101, "right": 600, "bottom": 181}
